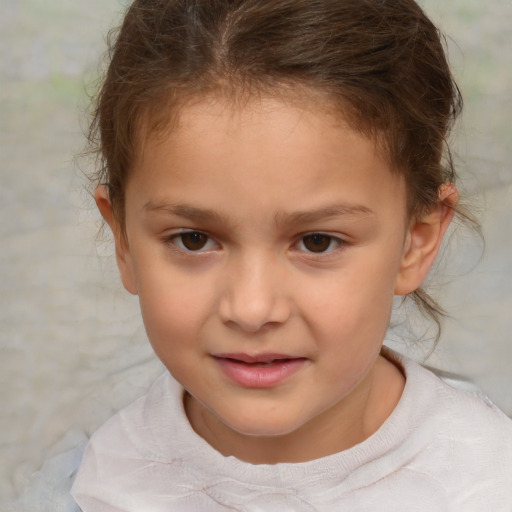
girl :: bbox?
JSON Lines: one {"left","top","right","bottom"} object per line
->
{"left": 71, "top": 0, "right": 512, "bottom": 509}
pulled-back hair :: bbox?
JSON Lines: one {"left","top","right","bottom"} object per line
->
{"left": 89, "top": 0, "right": 465, "bottom": 334}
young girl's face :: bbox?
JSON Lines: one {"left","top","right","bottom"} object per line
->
{"left": 100, "top": 95, "right": 445, "bottom": 461}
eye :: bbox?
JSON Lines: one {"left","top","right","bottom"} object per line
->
{"left": 170, "top": 231, "right": 218, "bottom": 252}
{"left": 297, "top": 233, "right": 342, "bottom": 253}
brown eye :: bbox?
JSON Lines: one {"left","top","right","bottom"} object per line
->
{"left": 301, "top": 234, "right": 338, "bottom": 253}
{"left": 179, "top": 232, "right": 209, "bottom": 251}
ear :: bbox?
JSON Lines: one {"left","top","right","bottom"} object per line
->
{"left": 394, "top": 183, "right": 458, "bottom": 295}
{"left": 94, "top": 185, "right": 138, "bottom": 295}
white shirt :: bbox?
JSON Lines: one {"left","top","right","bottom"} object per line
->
{"left": 71, "top": 352, "right": 512, "bottom": 511}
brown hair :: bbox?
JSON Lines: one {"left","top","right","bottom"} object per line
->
{"left": 88, "top": 0, "right": 467, "bottom": 334}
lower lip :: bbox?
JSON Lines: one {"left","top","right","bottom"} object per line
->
{"left": 214, "top": 357, "right": 307, "bottom": 388}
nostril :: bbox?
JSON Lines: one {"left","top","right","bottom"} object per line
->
{"left": 217, "top": 269, "right": 291, "bottom": 331}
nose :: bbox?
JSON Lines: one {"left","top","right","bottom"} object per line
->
{"left": 218, "top": 252, "right": 291, "bottom": 333}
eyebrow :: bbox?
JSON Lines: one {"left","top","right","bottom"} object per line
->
{"left": 143, "top": 201, "right": 224, "bottom": 223}
{"left": 143, "top": 201, "right": 375, "bottom": 226}
{"left": 275, "top": 204, "right": 375, "bottom": 226}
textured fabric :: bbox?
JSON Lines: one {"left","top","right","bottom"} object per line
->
{"left": 8, "top": 429, "right": 87, "bottom": 512}
{"left": 71, "top": 352, "right": 512, "bottom": 511}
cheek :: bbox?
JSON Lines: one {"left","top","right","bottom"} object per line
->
{"left": 305, "top": 260, "right": 397, "bottom": 319}
{"left": 300, "top": 259, "right": 397, "bottom": 352}
{"left": 135, "top": 265, "right": 214, "bottom": 354}
{"left": 306, "top": 278, "right": 394, "bottom": 393}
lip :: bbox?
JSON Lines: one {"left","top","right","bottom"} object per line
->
{"left": 213, "top": 353, "right": 308, "bottom": 388}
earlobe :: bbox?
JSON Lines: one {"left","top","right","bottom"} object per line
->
{"left": 94, "top": 185, "right": 138, "bottom": 295}
{"left": 394, "top": 183, "right": 458, "bottom": 295}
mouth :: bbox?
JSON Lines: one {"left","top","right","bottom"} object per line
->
{"left": 212, "top": 353, "right": 308, "bottom": 388}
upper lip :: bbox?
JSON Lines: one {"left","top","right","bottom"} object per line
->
{"left": 213, "top": 353, "right": 303, "bottom": 364}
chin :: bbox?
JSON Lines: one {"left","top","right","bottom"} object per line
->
{"left": 222, "top": 410, "right": 307, "bottom": 438}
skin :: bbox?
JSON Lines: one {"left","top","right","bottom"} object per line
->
{"left": 96, "top": 96, "right": 456, "bottom": 464}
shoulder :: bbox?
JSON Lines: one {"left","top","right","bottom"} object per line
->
{"left": 9, "top": 429, "right": 88, "bottom": 512}
{"left": 71, "top": 372, "right": 192, "bottom": 508}
{"left": 392, "top": 351, "right": 512, "bottom": 506}
{"left": 76, "top": 371, "right": 187, "bottom": 461}
{"left": 400, "top": 352, "right": 512, "bottom": 438}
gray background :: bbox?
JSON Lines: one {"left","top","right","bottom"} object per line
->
{"left": 1, "top": 0, "right": 511, "bottom": 503}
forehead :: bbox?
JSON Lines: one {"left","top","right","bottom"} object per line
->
{"left": 137, "top": 87, "right": 390, "bottom": 162}
{"left": 137, "top": 91, "right": 387, "bottom": 173}
{"left": 126, "top": 95, "right": 407, "bottom": 227}
{"left": 126, "top": 98, "right": 405, "bottom": 230}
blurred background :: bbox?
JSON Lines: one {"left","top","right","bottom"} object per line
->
{"left": 1, "top": 0, "right": 511, "bottom": 504}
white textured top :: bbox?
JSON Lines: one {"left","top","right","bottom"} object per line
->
{"left": 71, "top": 353, "right": 512, "bottom": 511}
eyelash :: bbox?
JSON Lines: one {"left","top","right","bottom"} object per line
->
{"left": 164, "top": 230, "right": 345, "bottom": 256}
{"left": 295, "top": 233, "right": 343, "bottom": 254}
{"left": 165, "top": 230, "right": 219, "bottom": 252}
